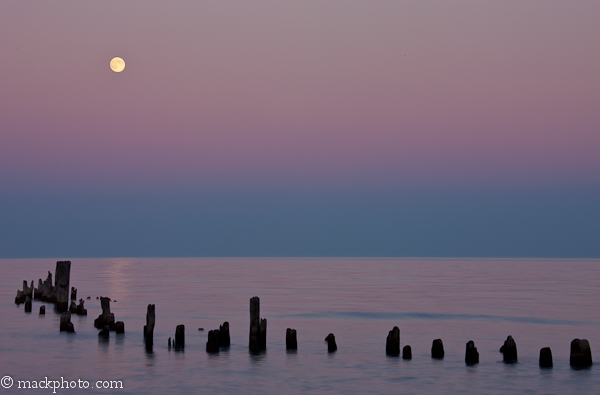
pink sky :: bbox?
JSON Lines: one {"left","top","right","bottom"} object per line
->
{"left": 1, "top": 1, "right": 599, "bottom": 195}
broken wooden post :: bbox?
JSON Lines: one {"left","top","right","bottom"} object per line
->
{"left": 144, "top": 304, "right": 155, "bottom": 350}
{"left": 39, "top": 305, "right": 45, "bottom": 315}
{"left": 174, "top": 325, "right": 185, "bottom": 351}
{"left": 206, "top": 329, "right": 220, "bottom": 353}
{"left": 570, "top": 339, "right": 592, "bottom": 368}
{"left": 386, "top": 326, "right": 400, "bottom": 356}
{"left": 249, "top": 296, "right": 266, "bottom": 352}
{"left": 286, "top": 328, "right": 297, "bottom": 350}
{"left": 54, "top": 261, "right": 71, "bottom": 312}
{"left": 94, "top": 297, "right": 115, "bottom": 329}
{"left": 219, "top": 322, "right": 230, "bottom": 348}
{"left": 402, "top": 345, "right": 412, "bottom": 360}
{"left": 431, "top": 339, "right": 444, "bottom": 359}
{"left": 325, "top": 333, "right": 337, "bottom": 352}
{"left": 24, "top": 296, "right": 32, "bottom": 312}
{"left": 500, "top": 335, "right": 518, "bottom": 363}
{"left": 539, "top": 347, "right": 553, "bottom": 368}
{"left": 465, "top": 340, "right": 479, "bottom": 365}
{"left": 70, "top": 287, "right": 77, "bottom": 301}
{"left": 59, "top": 311, "right": 75, "bottom": 333}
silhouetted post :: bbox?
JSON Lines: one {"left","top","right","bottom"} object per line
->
{"left": 39, "top": 305, "right": 45, "bottom": 315}
{"left": 465, "top": 340, "right": 479, "bottom": 365}
{"left": 286, "top": 328, "right": 297, "bottom": 350}
{"left": 70, "top": 287, "right": 77, "bottom": 301}
{"left": 500, "top": 335, "right": 518, "bottom": 363}
{"left": 402, "top": 345, "right": 412, "bottom": 360}
{"left": 59, "top": 311, "right": 75, "bottom": 333}
{"left": 206, "top": 329, "right": 220, "bottom": 353}
{"left": 94, "top": 297, "right": 115, "bottom": 329}
{"left": 539, "top": 347, "right": 553, "bottom": 368}
{"left": 145, "top": 304, "right": 155, "bottom": 350}
{"left": 175, "top": 325, "right": 185, "bottom": 351}
{"left": 219, "top": 322, "right": 230, "bottom": 347}
{"left": 386, "top": 326, "right": 400, "bottom": 356}
{"left": 249, "top": 296, "right": 267, "bottom": 352}
{"left": 55, "top": 261, "right": 71, "bottom": 312}
{"left": 431, "top": 339, "right": 444, "bottom": 359}
{"left": 325, "top": 333, "right": 337, "bottom": 352}
{"left": 570, "top": 339, "right": 592, "bottom": 368}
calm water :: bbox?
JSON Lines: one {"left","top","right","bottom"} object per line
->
{"left": 0, "top": 258, "right": 598, "bottom": 394}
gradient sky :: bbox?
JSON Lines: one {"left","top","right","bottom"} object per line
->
{"left": 1, "top": 1, "right": 599, "bottom": 258}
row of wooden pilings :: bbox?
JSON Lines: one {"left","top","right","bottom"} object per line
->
{"left": 142, "top": 296, "right": 593, "bottom": 369}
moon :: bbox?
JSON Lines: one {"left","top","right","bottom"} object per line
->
{"left": 110, "top": 57, "right": 125, "bottom": 73}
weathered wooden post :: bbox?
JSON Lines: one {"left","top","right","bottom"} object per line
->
{"left": 175, "top": 325, "right": 185, "bottom": 351}
{"left": 70, "top": 287, "right": 77, "bottom": 301}
{"left": 465, "top": 340, "right": 479, "bottom": 364}
{"left": 54, "top": 261, "right": 71, "bottom": 312}
{"left": 431, "top": 339, "right": 444, "bottom": 359}
{"left": 206, "top": 329, "right": 220, "bottom": 353}
{"left": 402, "top": 345, "right": 412, "bottom": 359}
{"left": 249, "top": 296, "right": 266, "bottom": 352}
{"left": 386, "top": 326, "right": 400, "bottom": 356}
{"left": 219, "top": 322, "right": 230, "bottom": 348}
{"left": 286, "top": 328, "right": 297, "bottom": 350}
{"left": 59, "top": 311, "right": 75, "bottom": 333}
{"left": 570, "top": 339, "right": 592, "bottom": 368}
{"left": 325, "top": 333, "right": 337, "bottom": 352}
{"left": 539, "top": 347, "right": 553, "bottom": 368}
{"left": 144, "top": 304, "right": 155, "bottom": 350}
{"left": 500, "top": 335, "right": 518, "bottom": 363}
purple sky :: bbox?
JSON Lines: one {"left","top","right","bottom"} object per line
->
{"left": 1, "top": 1, "right": 599, "bottom": 257}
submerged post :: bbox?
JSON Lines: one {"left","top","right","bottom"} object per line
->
{"left": 465, "top": 340, "right": 479, "bottom": 365}
{"left": 249, "top": 296, "right": 266, "bottom": 352}
{"left": 175, "top": 325, "right": 185, "bottom": 351}
{"left": 431, "top": 339, "right": 444, "bottom": 359}
{"left": 500, "top": 335, "right": 518, "bottom": 363}
{"left": 286, "top": 328, "right": 297, "bottom": 350}
{"left": 539, "top": 347, "right": 553, "bottom": 368}
{"left": 570, "top": 339, "right": 592, "bottom": 368}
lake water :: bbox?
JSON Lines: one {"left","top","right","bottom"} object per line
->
{"left": 0, "top": 258, "right": 598, "bottom": 394}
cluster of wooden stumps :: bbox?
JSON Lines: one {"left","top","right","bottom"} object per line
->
{"left": 13, "top": 270, "right": 594, "bottom": 369}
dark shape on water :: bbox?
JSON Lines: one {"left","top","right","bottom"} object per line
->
{"left": 39, "top": 305, "right": 45, "bottom": 315}
{"left": 76, "top": 299, "right": 87, "bottom": 315}
{"left": 325, "top": 333, "right": 337, "bottom": 352}
{"left": 286, "top": 328, "right": 297, "bottom": 350}
{"left": 15, "top": 280, "right": 33, "bottom": 304}
{"left": 570, "top": 339, "right": 592, "bottom": 368}
{"left": 174, "top": 325, "right": 185, "bottom": 351}
{"left": 219, "top": 322, "right": 230, "bottom": 348}
{"left": 431, "top": 339, "right": 444, "bottom": 359}
{"left": 539, "top": 347, "right": 553, "bottom": 368}
{"left": 198, "top": 328, "right": 204, "bottom": 331}
{"left": 206, "top": 329, "right": 220, "bottom": 353}
{"left": 168, "top": 337, "right": 171, "bottom": 349}
{"left": 115, "top": 321, "right": 125, "bottom": 334}
{"left": 99, "top": 325, "right": 110, "bottom": 339}
{"left": 249, "top": 296, "right": 267, "bottom": 352}
{"left": 86, "top": 296, "right": 91, "bottom": 300}
{"left": 70, "top": 287, "right": 77, "bottom": 301}
{"left": 59, "top": 311, "right": 75, "bottom": 333}
{"left": 465, "top": 340, "right": 479, "bottom": 365}
{"left": 386, "top": 326, "right": 400, "bottom": 356}
{"left": 54, "top": 261, "right": 71, "bottom": 312}
{"left": 145, "top": 304, "right": 155, "bottom": 350}
{"left": 24, "top": 296, "right": 32, "bottom": 313}
{"left": 94, "top": 297, "right": 115, "bottom": 330}
{"left": 402, "top": 345, "right": 412, "bottom": 360}
{"left": 500, "top": 335, "right": 518, "bottom": 363}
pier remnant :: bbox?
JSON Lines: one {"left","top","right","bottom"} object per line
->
{"left": 24, "top": 296, "right": 32, "bottom": 312}
{"left": 206, "top": 329, "right": 220, "bottom": 353}
{"left": 431, "top": 339, "right": 445, "bottom": 359}
{"left": 500, "top": 335, "right": 518, "bottom": 363}
{"left": 219, "top": 322, "right": 230, "bottom": 348}
{"left": 386, "top": 326, "right": 400, "bottom": 356}
{"left": 249, "top": 296, "right": 267, "bottom": 352}
{"left": 39, "top": 272, "right": 54, "bottom": 302}
{"left": 570, "top": 339, "right": 592, "bottom": 368}
{"left": 465, "top": 340, "right": 479, "bottom": 365}
{"left": 539, "top": 347, "right": 553, "bottom": 368}
{"left": 94, "top": 297, "right": 115, "bottom": 329}
{"left": 54, "top": 261, "right": 71, "bottom": 312}
{"left": 325, "top": 333, "right": 337, "bottom": 352}
{"left": 402, "top": 345, "right": 412, "bottom": 360}
{"left": 59, "top": 311, "right": 75, "bottom": 333}
{"left": 144, "top": 304, "right": 155, "bottom": 350}
{"left": 174, "top": 325, "right": 185, "bottom": 351}
{"left": 99, "top": 325, "right": 110, "bottom": 339}
{"left": 115, "top": 321, "right": 125, "bottom": 334}
{"left": 286, "top": 328, "right": 297, "bottom": 350}
{"left": 70, "top": 287, "right": 77, "bottom": 301}
{"left": 39, "top": 305, "right": 45, "bottom": 315}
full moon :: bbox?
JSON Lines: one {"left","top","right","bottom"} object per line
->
{"left": 110, "top": 57, "right": 125, "bottom": 73}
